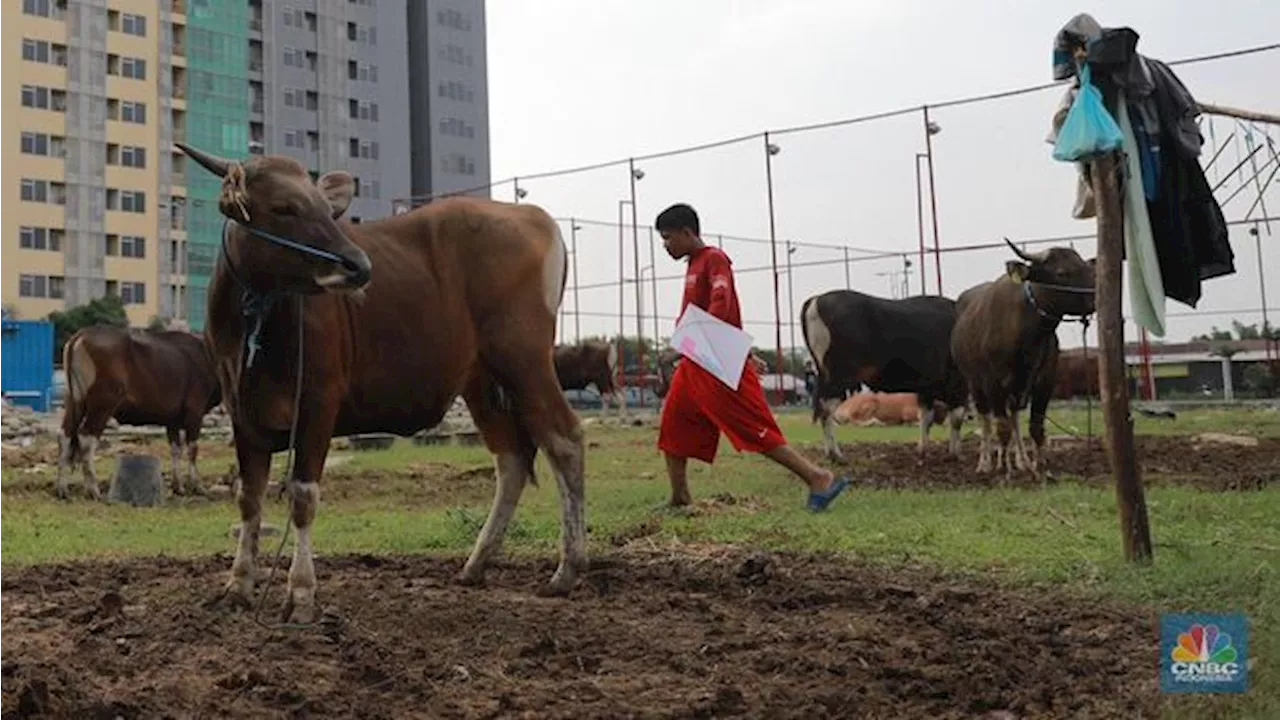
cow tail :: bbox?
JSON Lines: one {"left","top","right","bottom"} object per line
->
{"left": 799, "top": 296, "right": 823, "bottom": 424}
{"left": 60, "top": 332, "right": 85, "bottom": 458}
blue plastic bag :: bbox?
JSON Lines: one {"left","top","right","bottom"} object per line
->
{"left": 1052, "top": 64, "right": 1124, "bottom": 162}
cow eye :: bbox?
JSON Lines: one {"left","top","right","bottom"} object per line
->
{"left": 274, "top": 205, "right": 297, "bottom": 217}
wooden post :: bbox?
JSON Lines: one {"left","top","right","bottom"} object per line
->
{"left": 1091, "top": 152, "right": 1154, "bottom": 564}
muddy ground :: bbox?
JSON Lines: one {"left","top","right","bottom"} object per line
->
{"left": 811, "top": 435, "right": 1280, "bottom": 492}
{"left": 2, "top": 548, "right": 1159, "bottom": 719}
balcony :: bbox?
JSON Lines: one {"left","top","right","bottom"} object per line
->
{"left": 251, "top": 98, "right": 263, "bottom": 114}
{"left": 248, "top": 58, "right": 263, "bottom": 72}
{"left": 171, "top": 0, "right": 186, "bottom": 14}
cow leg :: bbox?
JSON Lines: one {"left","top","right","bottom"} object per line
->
{"left": 184, "top": 425, "right": 205, "bottom": 495}
{"left": 616, "top": 387, "right": 628, "bottom": 418}
{"left": 1010, "top": 409, "right": 1031, "bottom": 472}
{"left": 74, "top": 387, "right": 123, "bottom": 501}
{"left": 489, "top": 350, "right": 588, "bottom": 597}
{"left": 457, "top": 375, "right": 533, "bottom": 586}
{"left": 55, "top": 432, "right": 78, "bottom": 500}
{"left": 995, "top": 414, "right": 1015, "bottom": 481}
{"left": 166, "top": 427, "right": 185, "bottom": 495}
{"left": 947, "top": 406, "right": 966, "bottom": 457}
{"left": 220, "top": 439, "right": 271, "bottom": 609}
{"left": 915, "top": 405, "right": 934, "bottom": 465}
{"left": 976, "top": 415, "right": 993, "bottom": 474}
{"left": 818, "top": 399, "right": 846, "bottom": 463}
{"left": 281, "top": 398, "right": 343, "bottom": 625}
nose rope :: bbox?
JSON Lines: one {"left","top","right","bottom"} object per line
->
{"left": 1022, "top": 281, "right": 1096, "bottom": 323}
{"left": 219, "top": 219, "right": 353, "bottom": 370}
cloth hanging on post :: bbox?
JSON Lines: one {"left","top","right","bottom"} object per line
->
{"left": 1048, "top": 13, "right": 1235, "bottom": 309}
{"left": 1115, "top": 91, "right": 1166, "bottom": 336}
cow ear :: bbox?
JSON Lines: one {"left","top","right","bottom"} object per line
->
{"left": 1087, "top": 257, "right": 1097, "bottom": 268}
{"left": 316, "top": 171, "right": 355, "bottom": 219}
{"left": 1005, "top": 260, "right": 1029, "bottom": 282}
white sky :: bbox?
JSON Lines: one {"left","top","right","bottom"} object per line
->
{"left": 486, "top": 0, "right": 1280, "bottom": 349}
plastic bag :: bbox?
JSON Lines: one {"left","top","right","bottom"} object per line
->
{"left": 1052, "top": 64, "right": 1124, "bottom": 162}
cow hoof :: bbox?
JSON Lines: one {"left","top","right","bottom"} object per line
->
{"left": 204, "top": 582, "right": 254, "bottom": 612}
{"left": 55, "top": 486, "right": 71, "bottom": 501}
{"left": 538, "top": 579, "right": 575, "bottom": 599}
{"left": 454, "top": 570, "right": 485, "bottom": 588}
{"left": 281, "top": 596, "right": 317, "bottom": 625}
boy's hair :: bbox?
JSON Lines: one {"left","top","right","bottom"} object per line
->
{"left": 655, "top": 203, "right": 700, "bottom": 236}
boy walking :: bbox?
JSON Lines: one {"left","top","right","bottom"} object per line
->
{"left": 655, "top": 203, "right": 851, "bottom": 511}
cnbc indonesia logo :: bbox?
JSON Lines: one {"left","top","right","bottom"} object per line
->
{"left": 1167, "top": 614, "right": 1244, "bottom": 691}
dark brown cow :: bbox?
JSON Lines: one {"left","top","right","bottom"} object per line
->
{"left": 56, "top": 326, "right": 221, "bottom": 500}
{"left": 1053, "top": 350, "right": 1100, "bottom": 400}
{"left": 177, "top": 143, "right": 586, "bottom": 622}
{"left": 553, "top": 341, "right": 625, "bottom": 414}
{"left": 951, "top": 240, "right": 1095, "bottom": 479}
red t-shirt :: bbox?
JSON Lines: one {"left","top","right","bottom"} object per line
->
{"left": 680, "top": 246, "right": 742, "bottom": 329}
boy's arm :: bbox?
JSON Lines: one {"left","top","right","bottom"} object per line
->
{"left": 704, "top": 253, "right": 736, "bottom": 323}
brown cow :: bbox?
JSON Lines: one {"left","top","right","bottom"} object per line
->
{"left": 553, "top": 341, "right": 625, "bottom": 414}
{"left": 833, "top": 392, "right": 947, "bottom": 427}
{"left": 177, "top": 143, "right": 586, "bottom": 622}
{"left": 56, "top": 326, "right": 221, "bottom": 500}
{"left": 951, "top": 240, "right": 1095, "bottom": 479}
{"left": 1053, "top": 350, "right": 1100, "bottom": 400}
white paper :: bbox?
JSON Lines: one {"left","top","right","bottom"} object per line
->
{"left": 669, "top": 304, "right": 755, "bottom": 391}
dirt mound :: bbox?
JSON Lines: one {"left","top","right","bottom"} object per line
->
{"left": 2, "top": 549, "right": 1159, "bottom": 718}
{"left": 817, "top": 436, "right": 1280, "bottom": 492}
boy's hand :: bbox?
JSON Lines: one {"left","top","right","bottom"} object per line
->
{"left": 750, "top": 354, "right": 769, "bottom": 374}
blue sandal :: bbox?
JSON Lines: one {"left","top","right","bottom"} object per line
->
{"left": 807, "top": 475, "right": 851, "bottom": 512}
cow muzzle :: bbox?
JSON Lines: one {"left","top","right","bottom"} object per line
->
{"left": 315, "top": 248, "right": 372, "bottom": 292}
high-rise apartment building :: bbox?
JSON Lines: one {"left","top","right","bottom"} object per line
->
{"left": 3, "top": 0, "right": 489, "bottom": 331}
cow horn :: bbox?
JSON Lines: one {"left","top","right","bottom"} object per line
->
{"left": 174, "top": 142, "right": 232, "bottom": 179}
{"left": 1004, "top": 237, "right": 1048, "bottom": 263}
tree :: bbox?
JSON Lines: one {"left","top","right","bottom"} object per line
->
{"left": 47, "top": 296, "right": 128, "bottom": 363}
{"left": 1191, "top": 319, "right": 1279, "bottom": 342}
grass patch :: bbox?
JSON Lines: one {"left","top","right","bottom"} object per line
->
{"left": 3, "top": 406, "right": 1277, "bottom": 718}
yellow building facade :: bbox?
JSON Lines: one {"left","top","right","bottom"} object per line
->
{"left": 4, "top": 0, "right": 186, "bottom": 327}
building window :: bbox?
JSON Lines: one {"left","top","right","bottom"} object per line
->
{"left": 112, "top": 100, "right": 147, "bottom": 124}
{"left": 437, "top": 8, "right": 471, "bottom": 31}
{"left": 21, "top": 178, "right": 48, "bottom": 202}
{"left": 121, "top": 235, "right": 146, "bottom": 258}
{"left": 283, "top": 128, "right": 303, "bottom": 148}
{"left": 107, "top": 144, "right": 147, "bottom": 168}
{"left": 24, "top": 86, "right": 67, "bottom": 112}
{"left": 21, "top": 131, "right": 49, "bottom": 155}
{"left": 124, "top": 145, "right": 146, "bottom": 167}
{"left": 441, "top": 154, "right": 477, "bottom": 176}
{"left": 121, "top": 12, "right": 146, "bottom": 36}
{"left": 22, "top": 0, "right": 65, "bottom": 18}
{"left": 107, "top": 188, "right": 147, "bottom": 213}
{"left": 348, "top": 61, "right": 377, "bottom": 82}
{"left": 19, "top": 274, "right": 46, "bottom": 298}
{"left": 120, "top": 282, "right": 146, "bottom": 305}
{"left": 107, "top": 54, "right": 147, "bottom": 80}
{"left": 23, "top": 39, "right": 68, "bottom": 66}
{"left": 437, "top": 81, "right": 475, "bottom": 103}
{"left": 19, "top": 226, "right": 62, "bottom": 252}
{"left": 122, "top": 57, "right": 146, "bottom": 80}
{"left": 348, "top": 99, "right": 378, "bottom": 121}
{"left": 439, "top": 44, "right": 472, "bottom": 67}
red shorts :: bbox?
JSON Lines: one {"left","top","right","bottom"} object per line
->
{"left": 657, "top": 359, "right": 786, "bottom": 463}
